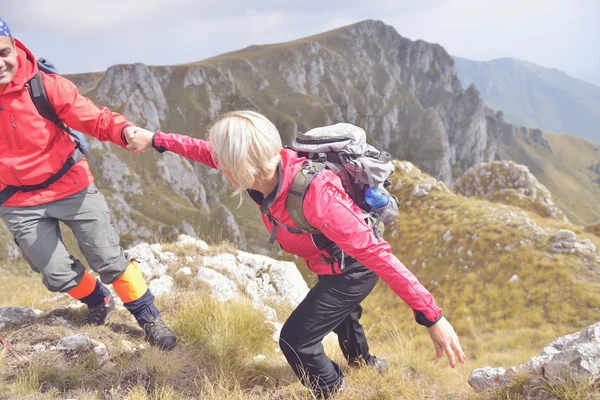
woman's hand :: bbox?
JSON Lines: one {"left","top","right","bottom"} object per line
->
{"left": 427, "top": 316, "right": 466, "bottom": 368}
{"left": 125, "top": 127, "right": 154, "bottom": 155}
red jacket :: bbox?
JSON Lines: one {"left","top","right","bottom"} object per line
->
{"left": 153, "top": 132, "right": 443, "bottom": 325}
{"left": 0, "top": 39, "right": 131, "bottom": 207}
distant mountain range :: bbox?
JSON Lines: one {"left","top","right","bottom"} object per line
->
{"left": 453, "top": 56, "right": 600, "bottom": 144}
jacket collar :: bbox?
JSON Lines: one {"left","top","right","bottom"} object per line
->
{"left": 248, "top": 149, "right": 304, "bottom": 213}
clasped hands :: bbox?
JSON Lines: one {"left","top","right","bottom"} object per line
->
{"left": 123, "top": 126, "right": 154, "bottom": 155}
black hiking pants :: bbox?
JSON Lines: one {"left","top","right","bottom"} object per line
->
{"left": 279, "top": 262, "right": 379, "bottom": 398}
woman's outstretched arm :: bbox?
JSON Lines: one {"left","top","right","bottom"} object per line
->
{"left": 126, "top": 129, "right": 218, "bottom": 169}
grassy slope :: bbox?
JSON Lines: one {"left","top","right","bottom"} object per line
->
{"left": 2, "top": 162, "right": 599, "bottom": 399}
{"left": 362, "top": 161, "right": 600, "bottom": 397}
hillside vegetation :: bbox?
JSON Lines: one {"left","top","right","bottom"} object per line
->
{"left": 1, "top": 161, "right": 598, "bottom": 400}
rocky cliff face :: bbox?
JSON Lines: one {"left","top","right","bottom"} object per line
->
{"left": 75, "top": 20, "right": 512, "bottom": 182}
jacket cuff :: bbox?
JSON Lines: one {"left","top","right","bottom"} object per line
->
{"left": 152, "top": 132, "right": 167, "bottom": 153}
{"left": 414, "top": 310, "right": 443, "bottom": 328}
{"left": 120, "top": 124, "right": 133, "bottom": 145}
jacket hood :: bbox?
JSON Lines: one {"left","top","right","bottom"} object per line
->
{"left": 4, "top": 38, "right": 38, "bottom": 94}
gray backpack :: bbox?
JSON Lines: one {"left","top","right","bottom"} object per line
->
{"left": 284, "top": 123, "right": 398, "bottom": 239}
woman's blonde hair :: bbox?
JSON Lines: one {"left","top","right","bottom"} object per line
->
{"left": 209, "top": 110, "right": 282, "bottom": 195}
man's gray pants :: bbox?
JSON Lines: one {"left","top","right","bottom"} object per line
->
{"left": 0, "top": 184, "right": 129, "bottom": 293}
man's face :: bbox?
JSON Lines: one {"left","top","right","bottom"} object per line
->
{"left": 0, "top": 36, "right": 17, "bottom": 86}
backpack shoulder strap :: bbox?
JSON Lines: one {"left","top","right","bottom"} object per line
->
{"left": 286, "top": 161, "right": 326, "bottom": 235}
{"left": 27, "top": 72, "right": 65, "bottom": 129}
{"left": 27, "top": 72, "right": 100, "bottom": 166}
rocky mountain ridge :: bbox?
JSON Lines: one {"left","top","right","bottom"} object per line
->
{"left": 1, "top": 19, "right": 598, "bottom": 260}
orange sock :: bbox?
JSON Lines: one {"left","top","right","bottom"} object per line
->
{"left": 112, "top": 260, "right": 148, "bottom": 303}
{"left": 67, "top": 270, "right": 97, "bottom": 300}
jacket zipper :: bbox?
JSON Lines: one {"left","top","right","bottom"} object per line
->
{"left": 0, "top": 107, "right": 21, "bottom": 184}
{"left": 295, "top": 137, "right": 349, "bottom": 145}
{"left": 9, "top": 112, "right": 23, "bottom": 150}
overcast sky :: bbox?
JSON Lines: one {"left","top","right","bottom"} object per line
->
{"left": 3, "top": 0, "right": 599, "bottom": 86}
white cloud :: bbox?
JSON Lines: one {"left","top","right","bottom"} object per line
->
{"left": 2, "top": 0, "right": 598, "bottom": 85}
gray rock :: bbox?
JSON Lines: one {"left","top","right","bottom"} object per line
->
{"left": 148, "top": 275, "right": 174, "bottom": 298}
{"left": 56, "top": 335, "right": 109, "bottom": 364}
{"left": 550, "top": 229, "right": 577, "bottom": 244}
{"left": 236, "top": 251, "right": 309, "bottom": 307}
{"left": 549, "top": 230, "right": 598, "bottom": 256}
{"left": 455, "top": 161, "right": 569, "bottom": 222}
{"left": 150, "top": 244, "right": 162, "bottom": 255}
{"left": 90, "top": 339, "right": 110, "bottom": 364}
{"left": 159, "top": 252, "right": 176, "bottom": 262}
{"left": 0, "top": 307, "right": 39, "bottom": 331}
{"left": 177, "top": 267, "right": 192, "bottom": 276}
{"left": 470, "top": 322, "right": 600, "bottom": 393}
{"left": 56, "top": 334, "right": 93, "bottom": 352}
{"left": 209, "top": 205, "right": 247, "bottom": 248}
{"left": 412, "top": 183, "right": 433, "bottom": 198}
{"left": 468, "top": 366, "right": 506, "bottom": 391}
{"left": 197, "top": 267, "right": 238, "bottom": 302}
{"left": 545, "top": 343, "right": 600, "bottom": 385}
{"left": 176, "top": 234, "right": 209, "bottom": 251}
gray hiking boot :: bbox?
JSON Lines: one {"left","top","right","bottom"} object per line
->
{"left": 367, "top": 356, "right": 389, "bottom": 374}
{"left": 350, "top": 355, "right": 389, "bottom": 374}
{"left": 85, "top": 293, "right": 115, "bottom": 326}
{"left": 141, "top": 316, "right": 177, "bottom": 350}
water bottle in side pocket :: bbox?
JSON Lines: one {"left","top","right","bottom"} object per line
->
{"left": 364, "top": 187, "right": 399, "bottom": 225}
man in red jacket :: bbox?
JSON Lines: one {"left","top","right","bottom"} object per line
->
{"left": 0, "top": 17, "right": 175, "bottom": 350}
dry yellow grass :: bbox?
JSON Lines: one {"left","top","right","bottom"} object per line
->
{"left": 1, "top": 164, "right": 598, "bottom": 399}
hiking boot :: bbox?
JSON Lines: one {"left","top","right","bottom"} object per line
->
{"left": 368, "top": 356, "right": 389, "bottom": 374}
{"left": 85, "top": 293, "right": 115, "bottom": 326}
{"left": 350, "top": 356, "right": 389, "bottom": 374}
{"left": 141, "top": 316, "right": 177, "bottom": 350}
{"left": 318, "top": 377, "right": 346, "bottom": 399}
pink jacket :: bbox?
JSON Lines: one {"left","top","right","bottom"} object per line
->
{"left": 153, "top": 132, "right": 443, "bottom": 326}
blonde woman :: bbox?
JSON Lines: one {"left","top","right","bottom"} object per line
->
{"left": 127, "top": 111, "right": 465, "bottom": 398}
